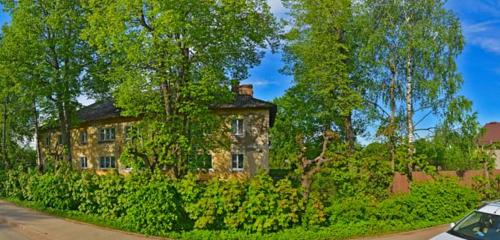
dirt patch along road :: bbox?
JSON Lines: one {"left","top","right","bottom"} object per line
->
{"left": 352, "top": 224, "right": 450, "bottom": 240}
{"left": 0, "top": 200, "right": 162, "bottom": 240}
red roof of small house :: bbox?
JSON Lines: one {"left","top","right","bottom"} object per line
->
{"left": 478, "top": 122, "right": 500, "bottom": 145}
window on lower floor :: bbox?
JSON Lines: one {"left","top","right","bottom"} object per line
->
{"left": 80, "top": 156, "right": 88, "bottom": 169}
{"left": 57, "top": 135, "right": 63, "bottom": 145}
{"left": 231, "top": 153, "right": 244, "bottom": 171}
{"left": 99, "top": 156, "right": 116, "bottom": 169}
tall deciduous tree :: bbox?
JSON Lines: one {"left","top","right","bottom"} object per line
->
{"left": 356, "top": 0, "right": 464, "bottom": 176}
{"left": 278, "top": 0, "right": 362, "bottom": 199}
{"left": 1, "top": 0, "right": 97, "bottom": 165}
{"left": 82, "top": 0, "right": 278, "bottom": 177}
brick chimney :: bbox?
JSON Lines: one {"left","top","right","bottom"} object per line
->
{"left": 238, "top": 84, "right": 253, "bottom": 97}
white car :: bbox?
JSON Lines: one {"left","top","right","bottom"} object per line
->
{"left": 431, "top": 201, "right": 500, "bottom": 240}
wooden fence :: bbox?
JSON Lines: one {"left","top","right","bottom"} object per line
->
{"left": 392, "top": 170, "right": 500, "bottom": 193}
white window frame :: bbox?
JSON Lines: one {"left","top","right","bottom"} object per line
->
{"left": 231, "top": 153, "right": 244, "bottom": 171}
{"left": 80, "top": 156, "right": 88, "bottom": 169}
{"left": 99, "top": 128, "right": 116, "bottom": 142}
{"left": 231, "top": 119, "right": 244, "bottom": 136}
{"left": 99, "top": 156, "right": 116, "bottom": 169}
{"left": 80, "top": 131, "right": 88, "bottom": 145}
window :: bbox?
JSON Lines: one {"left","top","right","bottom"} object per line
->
{"left": 99, "top": 156, "right": 116, "bottom": 169}
{"left": 80, "top": 156, "right": 88, "bottom": 169}
{"left": 231, "top": 119, "right": 244, "bottom": 136}
{"left": 231, "top": 154, "right": 244, "bottom": 171}
{"left": 99, "top": 128, "right": 116, "bottom": 142}
{"left": 44, "top": 135, "right": 50, "bottom": 147}
{"left": 125, "top": 126, "right": 136, "bottom": 140}
{"left": 57, "top": 135, "right": 63, "bottom": 145}
{"left": 79, "top": 131, "right": 88, "bottom": 145}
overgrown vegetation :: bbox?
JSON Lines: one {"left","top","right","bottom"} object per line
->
{"left": 0, "top": 168, "right": 482, "bottom": 239}
{"left": 0, "top": 0, "right": 496, "bottom": 239}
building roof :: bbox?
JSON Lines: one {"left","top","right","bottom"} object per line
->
{"left": 76, "top": 100, "right": 122, "bottom": 123}
{"left": 211, "top": 94, "right": 277, "bottom": 127}
{"left": 478, "top": 122, "right": 500, "bottom": 145}
{"left": 76, "top": 94, "right": 277, "bottom": 127}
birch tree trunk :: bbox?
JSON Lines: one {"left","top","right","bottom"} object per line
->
{"left": 405, "top": 54, "right": 414, "bottom": 181}
{"left": 33, "top": 100, "right": 43, "bottom": 171}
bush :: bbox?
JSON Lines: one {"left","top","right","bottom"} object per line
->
{"left": 120, "top": 173, "right": 186, "bottom": 234}
{"left": 0, "top": 169, "right": 483, "bottom": 239}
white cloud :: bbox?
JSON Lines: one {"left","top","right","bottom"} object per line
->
{"left": 463, "top": 20, "right": 500, "bottom": 55}
{"left": 243, "top": 79, "right": 275, "bottom": 87}
{"left": 267, "top": 0, "right": 286, "bottom": 15}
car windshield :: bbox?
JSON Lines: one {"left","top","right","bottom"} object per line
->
{"left": 449, "top": 211, "right": 500, "bottom": 240}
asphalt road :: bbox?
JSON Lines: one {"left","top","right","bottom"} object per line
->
{"left": 352, "top": 224, "right": 451, "bottom": 240}
{"left": 0, "top": 200, "right": 160, "bottom": 240}
{"left": 0, "top": 222, "right": 30, "bottom": 240}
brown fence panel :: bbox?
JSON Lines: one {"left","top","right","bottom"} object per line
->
{"left": 391, "top": 170, "right": 500, "bottom": 193}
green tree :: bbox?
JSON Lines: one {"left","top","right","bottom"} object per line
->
{"left": 82, "top": 0, "right": 278, "bottom": 177}
{"left": 277, "top": 0, "right": 362, "bottom": 199}
{"left": 1, "top": 0, "right": 98, "bottom": 166}
{"left": 356, "top": 0, "right": 465, "bottom": 176}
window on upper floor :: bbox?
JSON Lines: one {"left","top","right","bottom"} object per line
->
{"left": 99, "top": 128, "right": 115, "bottom": 142}
{"left": 44, "top": 135, "right": 50, "bottom": 147}
{"left": 80, "top": 156, "right": 88, "bottom": 169}
{"left": 79, "top": 131, "right": 88, "bottom": 145}
{"left": 231, "top": 119, "right": 244, "bottom": 136}
{"left": 99, "top": 156, "right": 116, "bottom": 169}
{"left": 231, "top": 153, "right": 244, "bottom": 171}
{"left": 57, "top": 135, "right": 63, "bottom": 145}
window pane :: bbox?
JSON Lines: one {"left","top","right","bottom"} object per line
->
{"left": 232, "top": 154, "right": 237, "bottom": 169}
{"left": 231, "top": 120, "right": 237, "bottom": 134}
{"left": 238, "top": 120, "right": 244, "bottom": 135}
{"left": 238, "top": 154, "right": 244, "bottom": 169}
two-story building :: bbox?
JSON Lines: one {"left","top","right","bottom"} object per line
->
{"left": 39, "top": 84, "right": 276, "bottom": 177}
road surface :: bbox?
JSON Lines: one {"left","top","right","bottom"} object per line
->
{"left": 352, "top": 224, "right": 450, "bottom": 240}
{"left": 0, "top": 200, "right": 161, "bottom": 240}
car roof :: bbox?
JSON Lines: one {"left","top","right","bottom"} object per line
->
{"left": 478, "top": 201, "right": 500, "bottom": 216}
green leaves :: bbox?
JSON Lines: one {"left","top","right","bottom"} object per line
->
{"left": 81, "top": 0, "right": 278, "bottom": 175}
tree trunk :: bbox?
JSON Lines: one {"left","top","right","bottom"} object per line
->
{"left": 389, "top": 63, "right": 397, "bottom": 171}
{"left": 33, "top": 100, "right": 43, "bottom": 172}
{"left": 2, "top": 98, "right": 8, "bottom": 169}
{"left": 405, "top": 55, "right": 414, "bottom": 182}
{"left": 56, "top": 99, "right": 72, "bottom": 165}
{"left": 344, "top": 112, "right": 355, "bottom": 154}
{"left": 62, "top": 100, "right": 72, "bottom": 163}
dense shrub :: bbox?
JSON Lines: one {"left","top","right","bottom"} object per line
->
{"left": 120, "top": 173, "right": 186, "bottom": 234}
{"left": 238, "top": 175, "right": 303, "bottom": 233}
{"left": 0, "top": 169, "right": 483, "bottom": 239}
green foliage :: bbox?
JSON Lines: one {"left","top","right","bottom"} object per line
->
{"left": 239, "top": 175, "right": 303, "bottom": 233}
{"left": 0, "top": 169, "right": 485, "bottom": 239}
{"left": 81, "top": 0, "right": 278, "bottom": 175}
{"left": 183, "top": 177, "right": 245, "bottom": 230}
{"left": 120, "top": 173, "right": 186, "bottom": 234}
{"left": 472, "top": 175, "right": 500, "bottom": 201}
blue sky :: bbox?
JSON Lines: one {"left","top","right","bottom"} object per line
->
{"left": 1, "top": 1, "right": 500, "bottom": 127}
